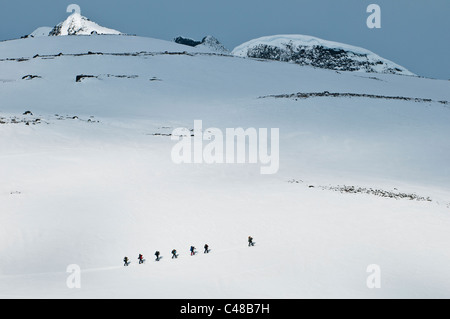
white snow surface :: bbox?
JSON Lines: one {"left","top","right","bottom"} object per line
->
{"left": 0, "top": 35, "right": 449, "bottom": 299}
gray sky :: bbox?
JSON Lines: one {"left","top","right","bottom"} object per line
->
{"left": 0, "top": 0, "right": 448, "bottom": 79}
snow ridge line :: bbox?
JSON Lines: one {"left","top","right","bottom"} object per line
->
{"left": 0, "top": 51, "right": 233, "bottom": 63}
{"left": 260, "top": 91, "right": 450, "bottom": 106}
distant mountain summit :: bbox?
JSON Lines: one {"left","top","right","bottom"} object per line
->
{"left": 232, "top": 34, "right": 414, "bottom": 76}
{"left": 196, "top": 36, "right": 230, "bottom": 54}
{"left": 174, "top": 36, "right": 229, "bottom": 54}
{"left": 49, "top": 12, "right": 121, "bottom": 36}
{"left": 28, "top": 27, "right": 53, "bottom": 38}
{"left": 28, "top": 12, "right": 121, "bottom": 37}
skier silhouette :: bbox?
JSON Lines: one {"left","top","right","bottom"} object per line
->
{"left": 155, "top": 251, "right": 161, "bottom": 261}
{"left": 248, "top": 236, "right": 254, "bottom": 247}
{"left": 123, "top": 256, "right": 129, "bottom": 266}
{"left": 204, "top": 244, "right": 210, "bottom": 254}
{"left": 190, "top": 246, "right": 196, "bottom": 256}
{"left": 138, "top": 254, "right": 144, "bottom": 264}
{"left": 171, "top": 249, "right": 178, "bottom": 259}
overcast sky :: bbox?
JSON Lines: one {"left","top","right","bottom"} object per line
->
{"left": 0, "top": 0, "right": 448, "bottom": 79}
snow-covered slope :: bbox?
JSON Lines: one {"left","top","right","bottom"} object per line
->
{"left": 0, "top": 35, "right": 449, "bottom": 298}
{"left": 28, "top": 27, "right": 53, "bottom": 38}
{"left": 0, "top": 35, "right": 211, "bottom": 59}
{"left": 233, "top": 34, "right": 414, "bottom": 75}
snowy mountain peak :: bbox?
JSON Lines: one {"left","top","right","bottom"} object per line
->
{"left": 196, "top": 36, "right": 230, "bottom": 54}
{"left": 174, "top": 35, "right": 229, "bottom": 54}
{"left": 49, "top": 12, "right": 121, "bottom": 36}
{"left": 232, "top": 34, "right": 414, "bottom": 76}
{"left": 28, "top": 12, "right": 122, "bottom": 37}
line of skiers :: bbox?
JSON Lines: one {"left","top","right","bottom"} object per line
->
{"left": 123, "top": 237, "right": 255, "bottom": 266}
